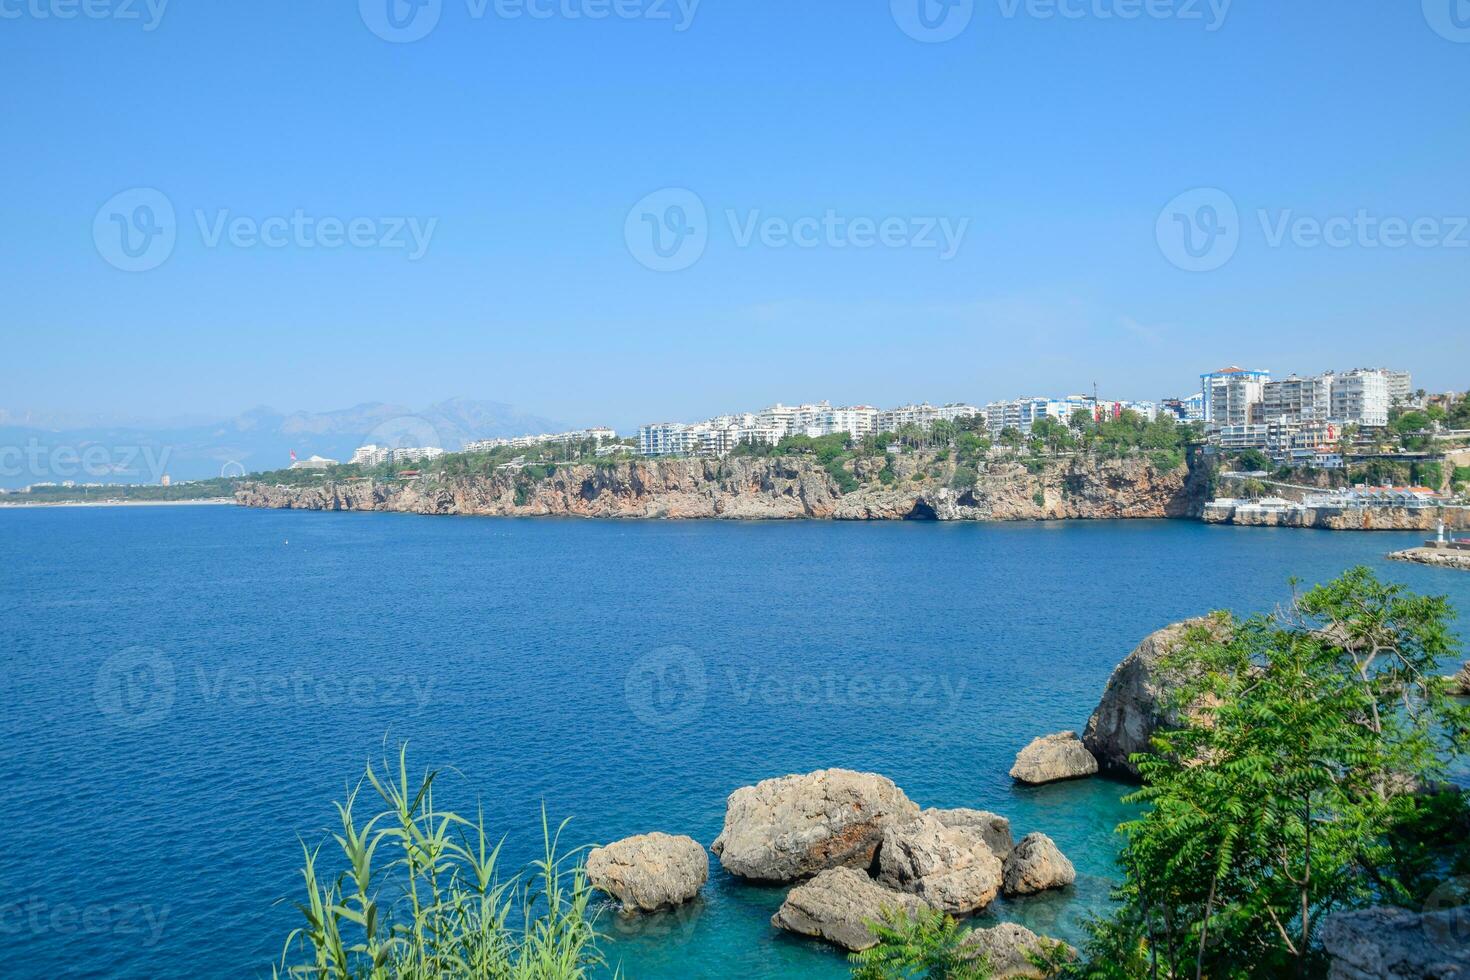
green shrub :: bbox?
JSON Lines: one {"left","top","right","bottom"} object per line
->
{"left": 949, "top": 466, "right": 977, "bottom": 490}
{"left": 277, "top": 745, "right": 607, "bottom": 979}
{"left": 825, "top": 458, "right": 859, "bottom": 494}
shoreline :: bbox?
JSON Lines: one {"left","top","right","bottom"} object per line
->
{"left": 0, "top": 498, "right": 236, "bottom": 509}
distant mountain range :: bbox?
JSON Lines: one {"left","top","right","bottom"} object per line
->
{"left": 0, "top": 399, "right": 567, "bottom": 487}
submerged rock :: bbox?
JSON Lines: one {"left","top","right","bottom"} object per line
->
{"left": 711, "top": 768, "right": 919, "bottom": 882}
{"left": 770, "top": 867, "right": 927, "bottom": 951}
{"left": 1009, "top": 731, "right": 1099, "bottom": 785}
{"left": 1082, "top": 614, "right": 1232, "bottom": 777}
{"left": 922, "top": 807, "right": 1014, "bottom": 860}
{"left": 875, "top": 815, "right": 1003, "bottom": 914}
{"left": 1002, "top": 833, "right": 1076, "bottom": 896}
{"left": 1320, "top": 904, "right": 1470, "bottom": 979}
{"left": 586, "top": 832, "right": 708, "bottom": 912}
{"left": 963, "top": 922, "right": 1076, "bottom": 978}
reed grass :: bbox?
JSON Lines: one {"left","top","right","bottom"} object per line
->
{"left": 277, "top": 744, "right": 610, "bottom": 979}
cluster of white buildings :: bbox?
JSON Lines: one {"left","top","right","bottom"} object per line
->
{"left": 349, "top": 444, "right": 446, "bottom": 467}
{"left": 463, "top": 427, "right": 617, "bottom": 454}
{"left": 1197, "top": 366, "right": 1412, "bottom": 463}
{"left": 982, "top": 395, "right": 1161, "bottom": 437}
{"left": 637, "top": 402, "right": 981, "bottom": 458}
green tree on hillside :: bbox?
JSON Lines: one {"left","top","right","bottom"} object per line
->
{"left": 1062, "top": 568, "right": 1470, "bottom": 980}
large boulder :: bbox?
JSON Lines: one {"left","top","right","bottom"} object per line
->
{"left": 1002, "top": 833, "right": 1076, "bottom": 896}
{"left": 1451, "top": 660, "right": 1470, "bottom": 695}
{"left": 585, "top": 832, "right": 708, "bottom": 912}
{"left": 875, "top": 815, "right": 1004, "bottom": 914}
{"left": 711, "top": 769, "right": 920, "bottom": 882}
{"left": 922, "top": 807, "right": 1014, "bottom": 859}
{"left": 963, "top": 922, "right": 1076, "bottom": 979}
{"left": 1082, "top": 614, "right": 1232, "bottom": 777}
{"left": 770, "top": 867, "right": 928, "bottom": 951}
{"left": 1009, "top": 731, "right": 1099, "bottom": 785}
{"left": 1320, "top": 905, "right": 1470, "bottom": 979}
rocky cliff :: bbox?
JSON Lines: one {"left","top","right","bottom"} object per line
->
{"left": 1202, "top": 504, "right": 1468, "bottom": 531}
{"left": 235, "top": 453, "right": 1205, "bottom": 522}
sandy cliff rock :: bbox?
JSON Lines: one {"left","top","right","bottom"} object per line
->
{"left": 1082, "top": 615, "right": 1232, "bottom": 777}
{"left": 711, "top": 769, "right": 920, "bottom": 882}
{"left": 586, "top": 832, "right": 708, "bottom": 912}
{"left": 235, "top": 453, "right": 1202, "bottom": 522}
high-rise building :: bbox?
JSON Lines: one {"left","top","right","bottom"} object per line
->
{"left": 1200, "top": 367, "right": 1270, "bottom": 428}
{"left": 1261, "top": 374, "right": 1334, "bottom": 424}
{"left": 1331, "top": 370, "right": 1392, "bottom": 427}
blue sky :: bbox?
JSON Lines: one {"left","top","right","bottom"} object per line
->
{"left": 3, "top": 0, "right": 1468, "bottom": 432}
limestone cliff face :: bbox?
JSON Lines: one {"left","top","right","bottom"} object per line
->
{"left": 234, "top": 454, "right": 1202, "bottom": 522}
{"left": 1202, "top": 505, "right": 1468, "bottom": 531}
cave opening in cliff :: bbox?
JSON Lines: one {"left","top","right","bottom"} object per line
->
{"left": 904, "top": 500, "right": 938, "bottom": 521}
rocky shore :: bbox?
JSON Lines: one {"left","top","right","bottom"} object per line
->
{"left": 1390, "top": 546, "right": 1470, "bottom": 572}
{"left": 1202, "top": 503, "right": 1466, "bottom": 531}
{"left": 235, "top": 453, "right": 1205, "bottom": 522}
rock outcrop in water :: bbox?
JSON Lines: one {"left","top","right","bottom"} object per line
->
{"left": 770, "top": 867, "right": 927, "bottom": 951}
{"left": 234, "top": 453, "right": 1203, "bottom": 522}
{"left": 921, "top": 807, "right": 1013, "bottom": 859}
{"left": 1319, "top": 905, "right": 1470, "bottom": 979}
{"left": 1082, "top": 614, "right": 1232, "bottom": 778}
{"left": 875, "top": 814, "right": 1004, "bottom": 914}
{"left": 586, "top": 832, "right": 708, "bottom": 912}
{"left": 1009, "top": 731, "right": 1098, "bottom": 785}
{"left": 711, "top": 769, "right": 920, "bottom": 882}
{"left": 1001, "top": 833, "right": 1076, "bottom": 896}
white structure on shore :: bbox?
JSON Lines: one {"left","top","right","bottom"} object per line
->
{"left": 464, "top": 427, "right": 617, "bottom": 453}
{"left": 351, "top": 444, "right": 444, "bottom": 467}
{"left": 637, "top": 400, "right": 981, "bottom": 458}
{"left": 983, "top": 395, "right": 1157, "bottom": 437}
{"left": 1200, "top": 365, "right": 1412, "bottom": 455}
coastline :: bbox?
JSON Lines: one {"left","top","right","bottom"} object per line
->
{"left": 0, "top": 498, "right": 236, "bottom": 509}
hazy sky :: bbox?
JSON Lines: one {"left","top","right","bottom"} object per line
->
{"left": 4, "top": 1, "right": 1468, "bottom": 432}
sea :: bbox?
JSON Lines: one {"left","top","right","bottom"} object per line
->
{"left": 2, "top": 506, "right": 1467, "bottom": 979}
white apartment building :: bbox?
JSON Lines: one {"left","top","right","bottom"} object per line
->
{"left": 984, "top": 395, "right": 1154, "bottom": 436}
{"left": 1201, "top": 367, "right": 1271, "bottom": 429}
{"left": 877, "top": 403, "right": 980, "bottom": 433}
{"left": 1261, "top": 374, "right": 1334, "bottom": 424}
{"left": 1331, "top": 370, "right": 1392, "bottom": 428}
{"left": 351, "top": 444, "right": 393, "bottom": 466}
{"left": 464, "top": 427, "right": 618, "bottom": 453}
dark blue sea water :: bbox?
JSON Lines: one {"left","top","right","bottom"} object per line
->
{"left": 1, "top": 507, "right": 1467, "bottom": 979}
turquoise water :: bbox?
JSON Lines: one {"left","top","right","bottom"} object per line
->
{"left": 1, "top": 508, "right": 1467, "bottom": 979}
